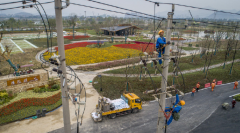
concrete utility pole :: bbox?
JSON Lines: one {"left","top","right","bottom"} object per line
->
{"left": 54, "top": 0, "right": 71, "bottom": 133}
{"left": 156, "top": 5, "right": 174, "bottom": 133}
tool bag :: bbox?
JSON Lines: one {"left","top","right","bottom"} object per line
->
{"left": 172, "top": 112, "right": 180, "bottom": 121}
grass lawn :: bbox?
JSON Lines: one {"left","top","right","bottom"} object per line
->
{"left": 181, "top": 47, "right": 198, "bottom": 51}
{"left": 93, "top": 63, "right": 240, "bottom": 101}
{"left": 104, "top": 50, "right": 240, "bottom": 74}
{"left": 86, "top": 42, "right": 132, "bottom": 48}
{"left": 13, "top": 40, "right": 34, "bottom": 50}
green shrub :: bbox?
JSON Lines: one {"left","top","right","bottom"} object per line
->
{"left": 0, "top": 90, "right": 13, "bottom": 105}
{"left": 33, "top": 87, "right": 41, "bottom": 93}
{"left": 0, "top": 92, "right": 8, "bottom": 99}
{"left": 233, "top": 94, "right": 240, "bottom": 101}
{"left": 52, "top": 84, "right": 60, "bottom": 90}
{"left": 8, "top": 91, "right": 13, "bottom": 97}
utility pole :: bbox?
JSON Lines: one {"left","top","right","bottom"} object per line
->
{"left": 154, "top": 2, "right": 159, "bottom": 50}
{"left": 157, "top": 4, "right": 174, "bottom": 133}
{"left": 54, "top": 0, "right": 71, "bottom": 133}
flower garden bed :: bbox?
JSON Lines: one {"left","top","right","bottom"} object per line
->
{"left": 63, "top": 35, "right": 90, "bottom": 40}
{"left": 54, "top": 42, "right": 100, "bottom": 51}
{"left": 44, "top": 46, "right": 142, "bottom": 65}
{"left": 0, "top": 91, "right": 61, "bottom": 125}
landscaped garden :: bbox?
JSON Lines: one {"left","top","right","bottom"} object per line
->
{"left": 0, "top": 81, "right": 61, "bottom": 125}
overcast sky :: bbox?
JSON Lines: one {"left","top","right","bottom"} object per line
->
{"left": 1, "top": 0, "right": 240, "bottom": 17}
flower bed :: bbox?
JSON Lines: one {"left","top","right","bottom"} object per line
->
{"left": 0, "top": 92, "right": 61, "bottom": 117}
{"left": 44, "top": 46, "right": 142, "bottom": 65}
{"left": 54, "top": 42, "right": 99, "bottom": 51}
{"left": 114, "top": 43, "right": 155, "bottom": 53}
{"left": 0, "top": 99, "right": 62, "bottom": 125}
{"left": 63, "top": 35, "right": 90, "bottom": 40}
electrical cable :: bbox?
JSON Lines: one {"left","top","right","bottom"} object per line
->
{"left": 0, "top": 1, "right": 29, "bottom": 6}
{"left": 0, "top": 1, "right": 54, "bottom": 11}
{"left": 88, "top": 0, "right": 164, "bottom": 20}
{"left": 145, "top": 0, "right": 240, "bottom": 16}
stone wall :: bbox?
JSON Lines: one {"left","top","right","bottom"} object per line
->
{"left": 0, "top": 70, "right": 54, "bottom": 93}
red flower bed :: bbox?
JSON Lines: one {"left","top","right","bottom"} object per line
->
{"left": 114, "top": 43, "right": 155, "bottom": 53}
{"left": 55, "top": 42, "right": 97, "bottom": 51}
{"left": 0, "top": 92, "right": 61, "bottom": 117}
{"left": 64, "top": 35, "right": 90, "bottom": 40}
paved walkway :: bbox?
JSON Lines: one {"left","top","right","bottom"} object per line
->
{"left": 98, "top": 59, "right": 240, "bottom": 77}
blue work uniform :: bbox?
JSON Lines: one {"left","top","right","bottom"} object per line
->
{"left": 164, "top": 94, "right": 182, "bottom": 125}
{"left": 156, "top": 37, "right": 166, "bottom": 64}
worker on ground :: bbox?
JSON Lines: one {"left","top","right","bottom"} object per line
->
{"left": 232, "top": 99, "right": 236, "bottom": 108}
{"left": 196, "top": 82, "right": 200, "bottom": 92}
{"left": 211, "top": 82, "right": 216, "bottom": 92}
{"left": 191, "top": 87, "right": 196, "bottom": 96}
{"left": 164, "top": 94, "right": 185, "bottom": 125}
{"left": 234, "top": 81, "right": 238, "bottom": 89}
{"left": 156, "top": 30, "right": 170, "bottom": 65}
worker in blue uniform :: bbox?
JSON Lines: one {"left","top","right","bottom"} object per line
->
{"left": 164, "top": 94, "right": 185, "bottom": 125}
{"left": 156, "top": 30, "right": 170, "bottom": 65}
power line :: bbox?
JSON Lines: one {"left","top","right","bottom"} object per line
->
{"left": 66, "top": 1, "right": 240, "bottom": 30}
{"left": 0, "top": 1, "right": 28, "bottom": 6}
{"left": 0, "top": 1, "right": 54, "bottom": 11}
{"left": 88, "top": 0, "right": 164, "bottom": 20}
{"left": 145, "top": 0, "right": 240, "bottom": 16}
{"left": 66, "top": 2, "right": 163, "bottom": 20}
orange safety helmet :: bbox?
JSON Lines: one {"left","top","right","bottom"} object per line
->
{"left": 158, "top": 30, "right": 164, "bottom": 35}
{"left": 179, "top": 100, "right": 185, "bottom": 106}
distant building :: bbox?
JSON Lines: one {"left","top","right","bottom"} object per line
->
{"left": 101, "top": 24, "right": 142, "bottom": 36}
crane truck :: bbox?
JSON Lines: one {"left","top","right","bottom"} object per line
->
{"left": 91, "top": 93, "right": 142, "bottom": 122}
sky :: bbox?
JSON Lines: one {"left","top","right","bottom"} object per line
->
{"left": 1, "top": 0, "right": 240, "bottom": 18}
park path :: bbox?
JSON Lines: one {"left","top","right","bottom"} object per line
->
{"left": 97, "top": 59, "right": 240, "bottom": 77}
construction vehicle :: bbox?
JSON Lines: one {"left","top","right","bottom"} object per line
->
{"left": 91, "top": 93, "right": 142, "bottom": 122}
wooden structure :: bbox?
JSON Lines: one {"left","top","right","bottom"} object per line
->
{"left": 101, "top": 24, "right": 142, "bottom": 36}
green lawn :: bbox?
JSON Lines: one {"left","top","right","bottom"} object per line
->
{"left": 104, "top": 50, "right": 240, "bottom": 74}
{"left": 93, "top": 63, "right": 240, "bottom": 101}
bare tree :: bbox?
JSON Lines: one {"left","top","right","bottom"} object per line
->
{"left": 68, "top": 14, "right": 79, "bottom": 39}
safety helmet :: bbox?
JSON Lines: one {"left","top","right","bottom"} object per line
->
{"left": 233, "top": 99, "right": 235, "bottom": 101}
{"left": 179, "top": 100, "right": 185, "bottom": 106}
{"left": 158, "top": 30, "right": 164, "bottom": 35}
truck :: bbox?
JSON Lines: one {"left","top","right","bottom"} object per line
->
{"left": 91, "top": 93, "right": 142, "bottom": 122}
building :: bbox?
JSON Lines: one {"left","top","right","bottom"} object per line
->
{"left": 101, "top": 24, "right": 142, "bottom": 36}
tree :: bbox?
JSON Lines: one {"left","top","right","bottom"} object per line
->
{"left": 68, "top": 14, "right": 79, "bottom": 39}
{"left": 48, "top": 18, "right": 56, "bottom": 30}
